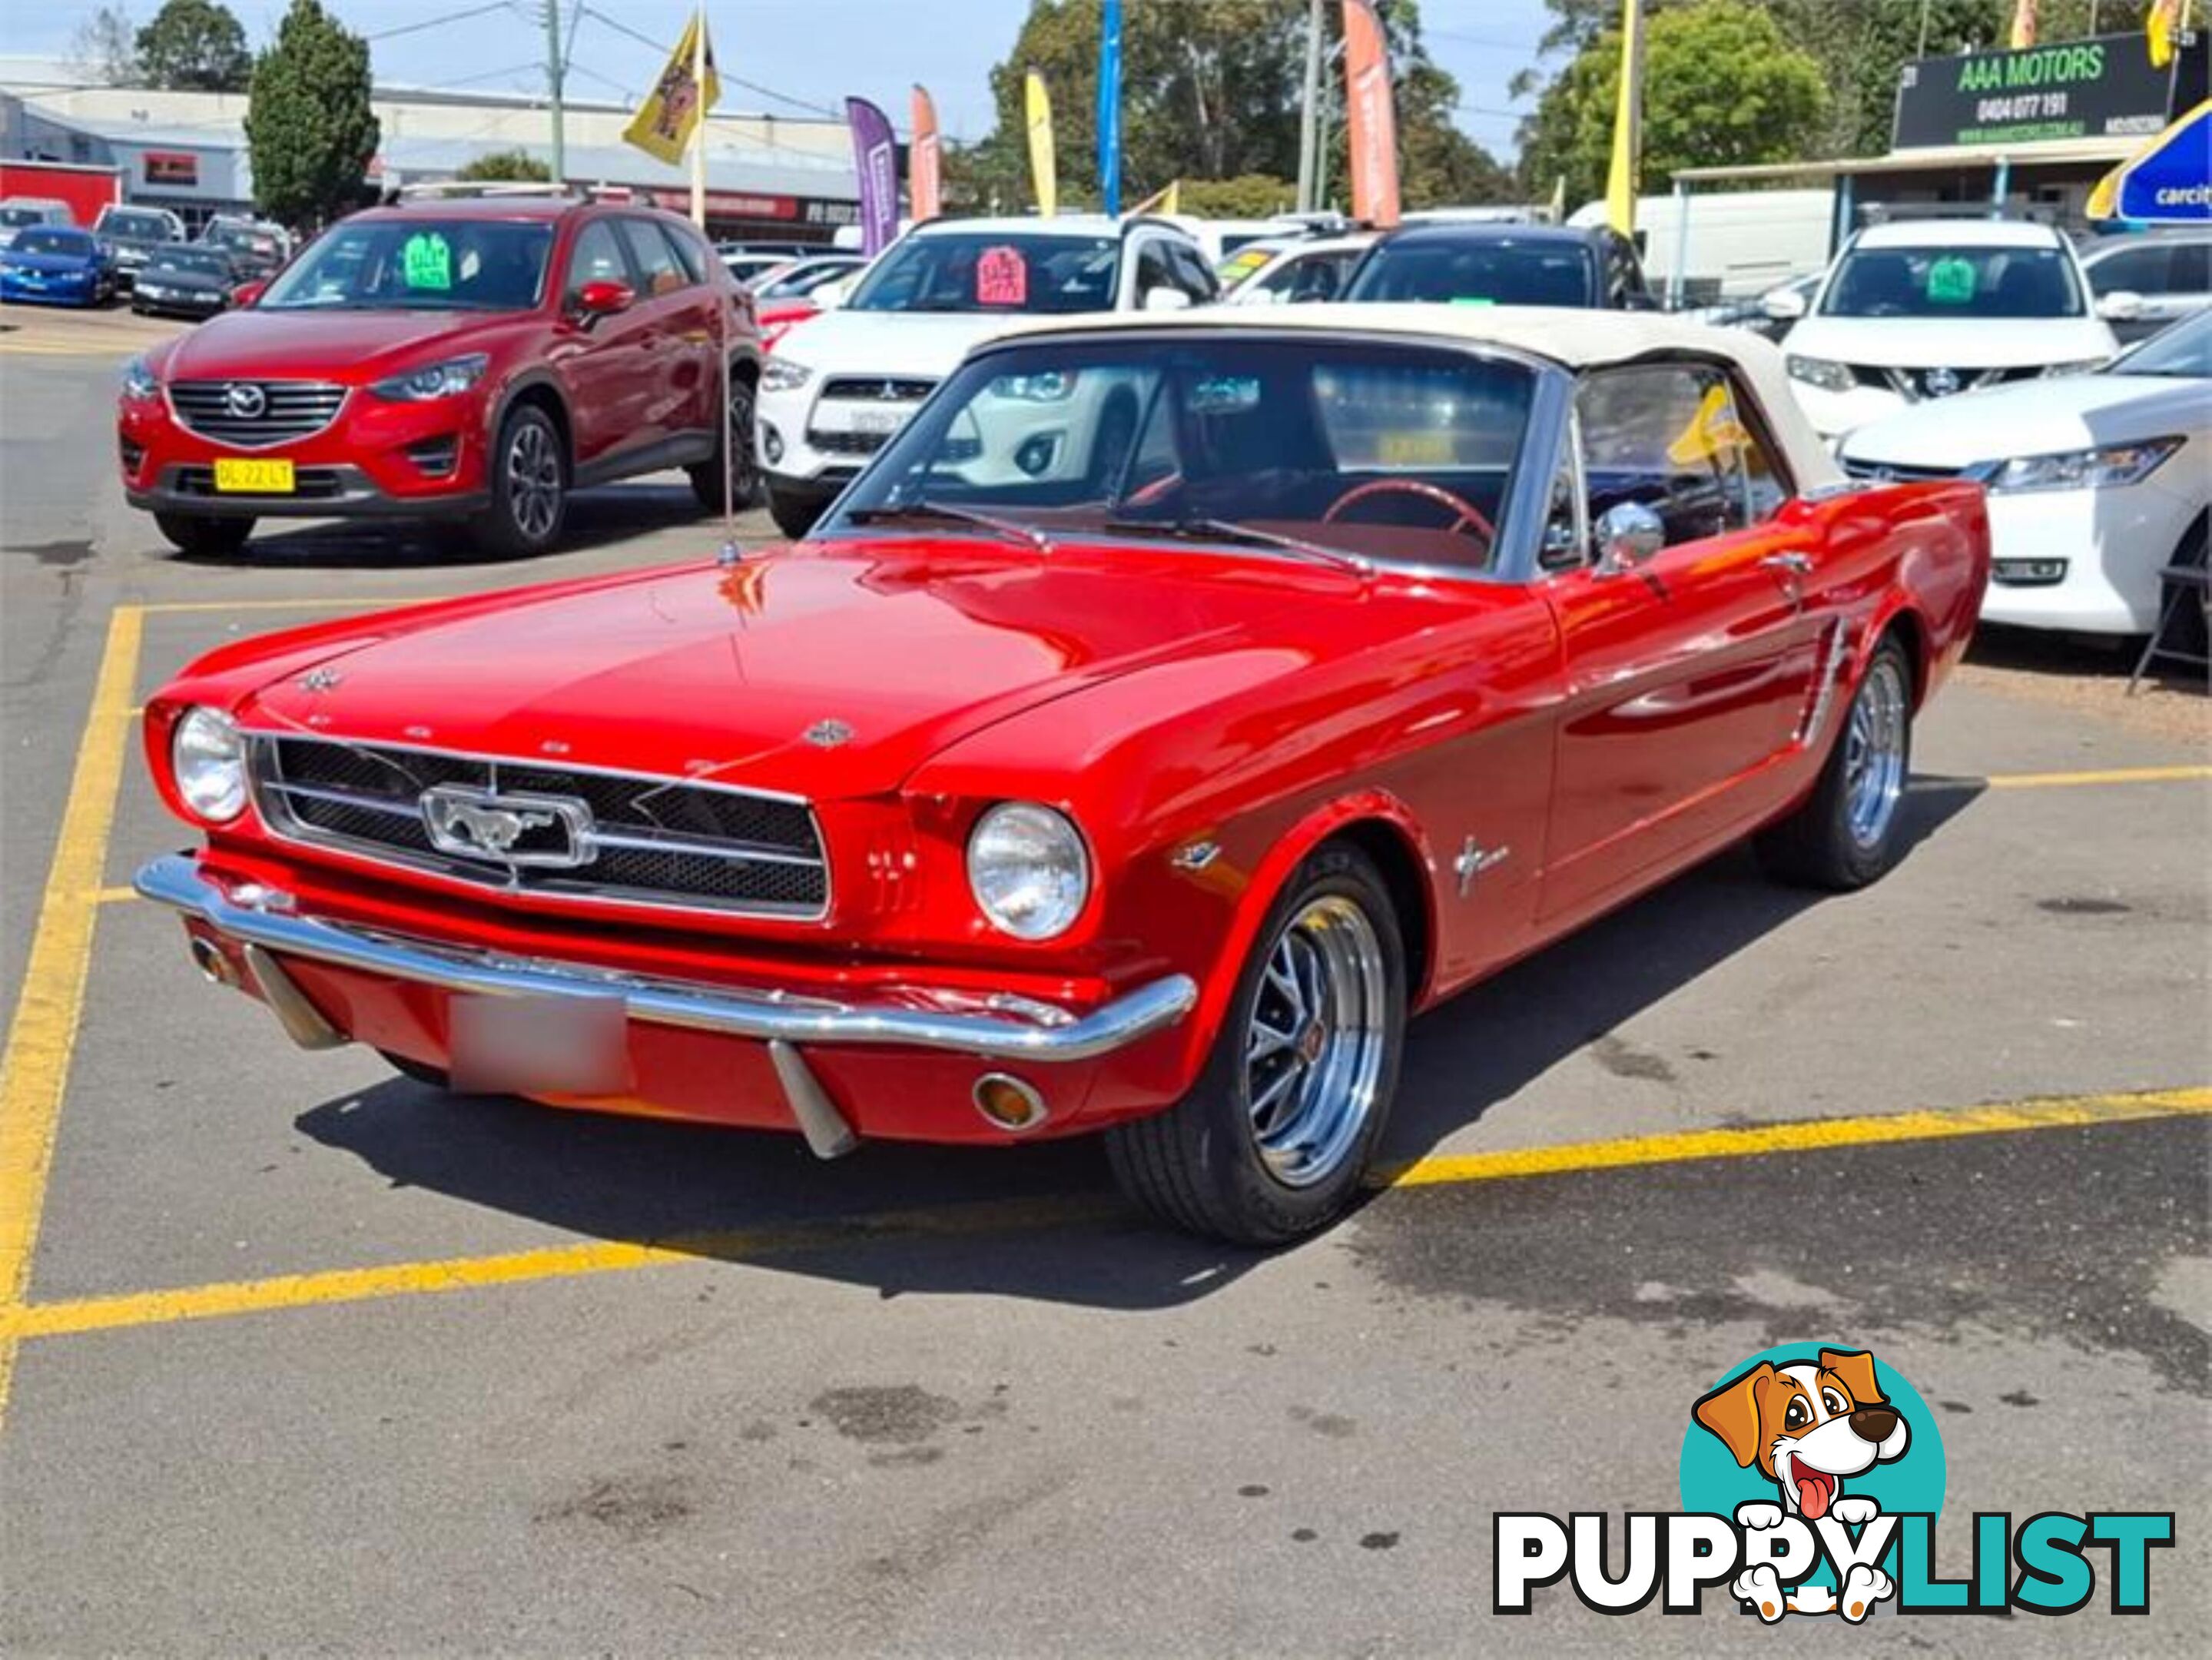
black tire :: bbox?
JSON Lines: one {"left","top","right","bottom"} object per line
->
{"left": 767, "top": 483, "right": 824, "bottom": 540}
{"left": 1106, "top": 842, "right": 1406, "bottom": 1245}
{"left": 1755, "top": 633, "right": 1915, "bottom": 891}
{"left": 468, "top": 403, "right": 567, "bottom": 556}
{"left": 379, "top": 1050, "right": 453, "bottom": 1091}
{"left": 154, "top": 512, "right": 254, "bottom": 558}
{"left": 687, "top": 370, "right": 761, "bottom": 513}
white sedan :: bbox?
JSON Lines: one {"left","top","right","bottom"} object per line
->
{"left": 1839, "top": 310, "right": 2208, "bottom": 637}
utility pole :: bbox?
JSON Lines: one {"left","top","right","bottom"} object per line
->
{"left": 543, "top": 0, "right": 566, "bottom": 186}
{"left": 1295, "top": 0, "right": 1324, "bottom": 213}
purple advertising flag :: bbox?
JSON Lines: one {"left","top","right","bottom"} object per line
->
{"left": 845, "top": 96, "right": 898, "bottom": 256}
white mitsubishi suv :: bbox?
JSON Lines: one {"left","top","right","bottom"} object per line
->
{"left": 756, "top": 215, "right": 1219, "bottom": 536}
{"left": 1774, "top": 219, "right": 2117, "bottom": 440}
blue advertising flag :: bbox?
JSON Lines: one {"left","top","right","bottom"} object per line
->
{"left": 1098, "top": 0, "right": 1123, "bottom": 216}
{"left": 2117, "top": 100, "right": 2211, "bottom": 222}
{"left": 844, "top": 96, "right": 899, "bottom": 255}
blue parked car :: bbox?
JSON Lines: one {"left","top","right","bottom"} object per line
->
{"left": 0, "top": 225, "right": 116, "bottom": 307}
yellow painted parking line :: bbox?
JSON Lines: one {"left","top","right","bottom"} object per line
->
{"left": 0, "top": 606, "right": 143, "bottom": 1437}
{"left": 1984, "top": 764, "right": 2211, "bottom": 789}
{"left": 91, "top": 887, "right": 139, "bottom": 906}
{"left": 0, "top": 340, "right": 137, "bottom": 358}
{"left": 2, "top": 1087, "right": 2200, "bottom": 1346}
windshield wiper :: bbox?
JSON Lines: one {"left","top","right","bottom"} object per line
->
{"left": 1101, "top": 516, "right": 1369, "bottom": 573}
{"left": 845, "top": 500, "right": 1053, "bottom": 554}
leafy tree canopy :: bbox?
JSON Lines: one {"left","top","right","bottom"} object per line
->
{"left": 1517, "top": 0, "right": 1827, "bottom": 205}
{"left": 456, "top": 149, "right": 552, "bottom": 182}
{"left": 244, "top": 0, "right": 380, "bottom": 229}
{"left": 947, "top": 0, "right": 1515, "bottom": 214}
{"left": 137, "top": 0, "right": 253, "bottom": 91}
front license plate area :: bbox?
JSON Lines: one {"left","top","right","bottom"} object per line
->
{"left": 449, "top": 993, "right": 632, "bottom": 1097}
{"left": 213, "top": 457, "right": 294, "bottom": 493}
{"left": 814, "top": 402, "right": 911, "bottom": 436}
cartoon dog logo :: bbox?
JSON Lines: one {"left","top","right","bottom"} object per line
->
{"left": 1693, "top": 1347, "right": 1911, "bottom": 1622}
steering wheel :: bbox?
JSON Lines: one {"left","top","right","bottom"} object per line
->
{"left": 1322, "top": 479, "right": 1495, "bottom": 550}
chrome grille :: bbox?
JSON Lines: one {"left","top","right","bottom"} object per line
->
{"left": 1839, "top": 457, "right": 1962, "bottom": 483}
{"left": 249, "top": 735, "right": 828, "bottom": 918}
{"left": 169, "top": 380, "right": 347, "bottom": 448}
{"left": 819, "top": 376, "right": 937, "bottom": 402}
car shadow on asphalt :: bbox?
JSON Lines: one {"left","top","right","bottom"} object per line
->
{"left": 290, "top": 778, "right": 1984, "bottom": 1310}
{"left": 161, "top": 482, "right": 726, "bottom": 571}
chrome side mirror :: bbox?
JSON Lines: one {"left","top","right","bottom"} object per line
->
{"left": 1595, "top": 502, "right": 1665, "bottom": 575}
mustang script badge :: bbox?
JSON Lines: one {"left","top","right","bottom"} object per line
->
{"left": 420, "top": 785, "right": 594, "bottom": 868}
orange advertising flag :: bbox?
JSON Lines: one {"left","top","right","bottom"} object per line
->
{"left": 910, "top": 85, "right": 943, "bottom": 221}
{"left": 1340, "top": 0, "right": 1401, "bottom": 227}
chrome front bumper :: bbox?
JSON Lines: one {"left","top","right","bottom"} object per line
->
{"left": 135, "top": 855, "right": 1199, "bottom": 1155}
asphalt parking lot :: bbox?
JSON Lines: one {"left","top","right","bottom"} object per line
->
{"left": 1, "top": 299, "right": 2207, "bottom": 1655}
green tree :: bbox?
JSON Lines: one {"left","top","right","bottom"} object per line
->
{"left": 950, "top": 0, "right": 1514, "bottom": 215}
{"left": 137, "top": 0, "right": 252, "bottom": 91}
{"left": 1518, "top": 0, "right": 1828, "bottom": 206}
{"left": 1180, "top": 174, "right": 1297, "bottom": 217}
{"left": 455, "top": 149, "right": 552, "bottom": 183}
{"left": 244, "top": 0, "right": 379, "bottom": 230}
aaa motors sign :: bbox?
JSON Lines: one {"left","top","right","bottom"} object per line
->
{"left": 1893, "top": 30, "right": 2206, "bottom": 148}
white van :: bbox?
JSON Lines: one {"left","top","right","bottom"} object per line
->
{"left": 1573, "top": 188, "right": 1835, "bottom": 300}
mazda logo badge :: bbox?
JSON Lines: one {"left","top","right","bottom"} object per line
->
{"left": 225, "top": 382, "right": 267, "bottom": 418}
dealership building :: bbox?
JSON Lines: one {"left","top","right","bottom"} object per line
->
{"left": 0, "top": 58, "right": 861, "bottom": 240}
{"left": 1669, "top": 26, "right": 2208, "bottom": 271}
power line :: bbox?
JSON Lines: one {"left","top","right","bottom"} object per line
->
{"left": 574, "top": 5, "right": 844, "bottom": 121}
{"left": 366, "top": 2, "right": 524, "bottom": 43}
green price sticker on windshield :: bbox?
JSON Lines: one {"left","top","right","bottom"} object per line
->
{"left": 1925, "top": 257, "right": 1978, "bottom": 306}
{"left": 402, "top": 231, "right": 453, "bottom": 290}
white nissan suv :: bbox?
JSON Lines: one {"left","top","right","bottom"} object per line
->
{"left": 1773, "top": 219, "right": 2117, "bottom": 440}
{"left": 756, "top": 215, "right": 1219, "bottom": 537}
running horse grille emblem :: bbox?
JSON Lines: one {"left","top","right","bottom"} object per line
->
{"left": 419, "top": 785, "right": 594, "bottom": 868}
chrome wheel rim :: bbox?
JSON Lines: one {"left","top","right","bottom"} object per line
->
{"left": 1244, "top": 895, "right": 1388, "bottom": 1188}
{"left": 506, "top": 422, "right": 561, "bottom": 542}
{"left": 1842, "top": 656, "right": 1908, "bottom": 848}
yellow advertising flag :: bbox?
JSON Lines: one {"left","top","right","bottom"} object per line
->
{"left": 1025, "top": 70, "right": 1057, "bottom": 217}
{"left": 2009, "top": 0, "right": 2038, "bottom": 50}
{"left": 1129, "top": 181, "right": 1181, "bottom": 216}
{"left": 2147, "top": 0, "right": 2187, "bottom": 68}
{"left": 622, "top": 13, "right": 721, "bottom": 168}
{"left": 1604, "top": 0, "right": 1645, "bottom": 238}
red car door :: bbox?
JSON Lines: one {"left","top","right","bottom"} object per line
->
{"left": 1537, "top": 362, "right": 1829, "bottom": 924}
{"left": 615, "top": 217, "right": 716, "bottom": 450}
{"left": 548, "top": 217, "right": 652, "bottom": 470}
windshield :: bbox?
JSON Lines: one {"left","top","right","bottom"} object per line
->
{"left": 13, "top": 229, "right": 89, "bottom": 257}
{"left": 258, "top": 218, "right": 553, "bottom": 312}
{"left": 1345, "top": 237, "right": 1597, "bottom": 307}
{"left": 103, "top": 211, "right": 172, "bottom": 241}
{"left": 150, "top": 248, "right": 231, "bottom": 278}
{"left": 829, "top": 336, "right": 1537, "bottom": 573}
{"left": 0, "top": 207, "right": 49, "bottom": 227}
{"left": 2109, "top": 310, "right": 2210, "bottom": 378}
{"left": 847, "top": 232, "right": 1121, "bottom": 314}
{"left": 754, "top": 261, "right": 857, "bottom": 299}
{"left": 1820, "top": 244, "right": 2084, "bottom": 319}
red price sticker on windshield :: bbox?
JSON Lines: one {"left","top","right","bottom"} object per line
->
{"left": 976, "top": 245, "right": 1028, "bottom": 306}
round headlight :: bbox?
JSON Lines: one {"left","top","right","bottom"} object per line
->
{"left": 172, "top": 706, "right": 247, "bottom": 822}
{"left": 967, "top": 802, "right": 1090, "bottom": 941}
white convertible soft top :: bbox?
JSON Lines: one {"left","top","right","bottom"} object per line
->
{"left": 994, "top": 303, "right": 1843, "bottom": 490}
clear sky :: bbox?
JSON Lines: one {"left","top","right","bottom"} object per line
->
{"left": 17, "top": 0, "right": 1558, "bottom": 156}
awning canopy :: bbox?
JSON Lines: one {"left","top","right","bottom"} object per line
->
{"left": 2086, "top": 100, "right": 2212, "bottom": 221}
{"left": 1671, "top": 133, "right": 2141, "bottom": 188}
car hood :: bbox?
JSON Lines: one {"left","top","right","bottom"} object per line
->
{"left": 154, "top": 309, "right": 524, "bottom": 382}
{"left": 1841, "top": 371, "right": 2208, "bottom": 468}
{"left": 770, "top": 309, "right": 1033, "bottom": 380}
{"left": 4, "top": 251, "right": 95, "bottom": 274}
{"left": 1781, "top": 314, "right": 2117, "bottom": 369}
{"left": 236, "top": 543, "right": 1320, "bottom": 802}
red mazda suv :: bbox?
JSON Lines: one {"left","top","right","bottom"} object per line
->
{"left": 118, "top": 191, "right": 761, "bottom": 558}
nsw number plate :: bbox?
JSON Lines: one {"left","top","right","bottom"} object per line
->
{"left": 213, "top": 457, "right": 294, "bottom": 493}
{"left": 448, "top": 993, "right": 631, "bottom": 1097}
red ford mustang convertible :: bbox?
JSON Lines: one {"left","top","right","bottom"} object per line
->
{"left": 138, "top": 310, "right": 1988, "bottom": 1243}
